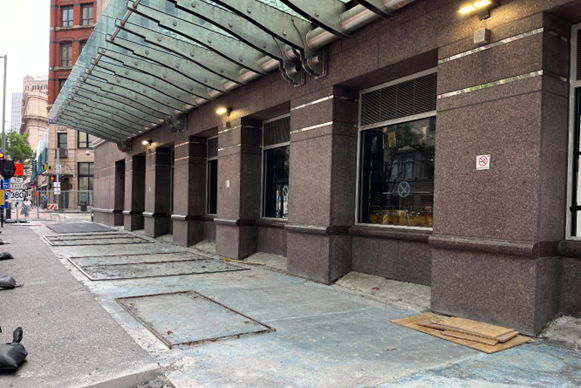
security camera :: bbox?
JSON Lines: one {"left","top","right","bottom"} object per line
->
{"left": 85, "top": 150, "right": 91, "bottom": 156}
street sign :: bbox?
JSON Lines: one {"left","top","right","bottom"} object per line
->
{"left": 54, "top": 188, "right": 61, "bottom": 195}
{"left": 54, "top": 182, "right": 61, "bottom": 188}
{"left": 1, "top": 180, "right": 9, "bottom": 190}
{"left": 10, "top": 177, "right": 24, "bottom": 190}
{"left": 56, "top": 164, "right": 62, "bottom": 174}
{"left": 8, "top": 190, "right": 26, "bottom": 204}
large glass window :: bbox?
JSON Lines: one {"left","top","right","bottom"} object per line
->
{"left": 60, "top": 42, "right": 72, "bottom": 67}
{"left": 207, "top": 137, "right": 218, "bottom": 215}
{"left": 77, "top": 131, "right": 92, "bottom": 148}
{"left": 359, "top": 117, "right": 435, "bottom": 227}
{"left": 262, "top": 116, "right": 290, "bottom": 219}
{"left": 81, "top": 4, "right": 93, "bottom": 25}
{"left": 61, "top": 6, "right": 73, "bottom": 27}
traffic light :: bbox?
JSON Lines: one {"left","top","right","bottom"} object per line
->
{"left": 0, "top": 159, "right": 15, "bottom": 180}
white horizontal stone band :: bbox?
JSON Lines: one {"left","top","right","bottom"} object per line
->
{"left": 291, "top": 95, "right": 334, "bottom": 111}
{"left": 290, "top": 121, "right": 333, "bottom": 135}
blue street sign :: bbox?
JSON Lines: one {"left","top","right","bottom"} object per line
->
{"left": 1, "top": 181, "right": 10, "bottom": 190}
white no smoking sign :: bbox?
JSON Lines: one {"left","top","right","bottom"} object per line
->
{"left": 476, "top": 154, "right": 490, "bottom": 170}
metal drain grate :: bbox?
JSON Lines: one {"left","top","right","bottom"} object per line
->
{"left": 68, "top": 255, "right": 246, "bottom": 281}
{"left": 44, "top": 233, "right": 152, "bottom": 246}
{"left": 117, "top": 291, "right": 274, "bottom": 348}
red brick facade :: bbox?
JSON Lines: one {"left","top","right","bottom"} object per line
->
{"left": 48, "top": 0, "right": 97, "bottom": 105}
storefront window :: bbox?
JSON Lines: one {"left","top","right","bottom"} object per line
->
{"left": 207, "top": 137, "right": 218, "bottom": 215}
{"left": 262, "top": 116, "right": 290, "bottom": 219}
{"left": 263, "top": 146, "right": 289, "bottom": 218}
{"left": 78, "top": 162, "right": 94, "bottom": 206}
{"left": 358, "top": 117, "right": 435, "bottom": 227}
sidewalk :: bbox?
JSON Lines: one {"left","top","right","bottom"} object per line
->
{"left": 0, "top": 224, "right": 159, "bottom": 387}
{"left": 31, "top": 224, "right": 581, "bottom": 387}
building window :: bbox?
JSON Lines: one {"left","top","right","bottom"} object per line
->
{"left": 80, "top": 40, "right": 87, "bottom": 53}
{"left": 359, "top": 117, "right": 435, "bottom": 227}
{"left": 358, "top": 70, "right": 437, "bottom": 228}
{"left": 58, "top": 79, "right": 66, "bottom": 92}
{"left": 61, "top": 6, "right": 73, "bottom": 27}
{"left": 78, "top": 162, "right": 94, "bottom": 206}
{"left": 568, "top": 24, "right": 581, "bottom": 237}
{"left": 262, "top": 116, "right": 290, "bottom": 219}
{"left": 81, "top": 4, "right": 93, "bottom": 25}
{"left": 57, "top": 132, "right": 68, "bottom": 149}
{"left": 207, "top": 137, "right": 218, "bottom": 215}
{"left": 77, "top": 131, "right": 91, "bottom": 148}
{"left": 60, "top": 42, "right": 72, "bottom": 67}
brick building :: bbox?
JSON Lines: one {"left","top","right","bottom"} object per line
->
{"left": 49, "top": 0, "right": 581, "bottom": 335}
{"left": 45, "top": 0, "right": 97, "bottom": 209}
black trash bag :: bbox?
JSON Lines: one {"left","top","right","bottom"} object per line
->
{"left": 0, "top": 253, "right": 13, "bottom": 260}
{"left": 0, "top": 327, "right": 27, "bottom": 371}
{"left": 0, "top": 276, "right": 16, "bottom": 289}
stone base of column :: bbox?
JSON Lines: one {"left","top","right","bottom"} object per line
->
{"left": 430, "top": 240, "right": 560, "bottom": 336}
{"left": 113, "top": 210, "right": 123, "bottom": 226}
{"left": 172, "top": 215, "right": 205, "bottom": 247}
{"left": 143, "top": 212, "right": 170, "bottom": 237}
{"left": 286, "top": 225, "right": 352, "bottom": 284}
{"left": 93, "top": 209, "right": 114, "bottom": 226}
{"left": 215, "top": 219, "right": 257, "bottom": 259}
{"left": 123, "top": 210, "right": 143, "bottom": 231}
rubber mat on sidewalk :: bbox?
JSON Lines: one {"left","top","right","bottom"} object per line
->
{"left": 46, "top": 222, "right": 115, "bottom": 233}
{"left": 117, "top": 291, "right": 274, "bottom": 348}
{"left": 69, "top": 257, "right": 246, "bottom": 280}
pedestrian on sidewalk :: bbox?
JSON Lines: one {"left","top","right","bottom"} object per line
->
{"left": 22, "top": 197, "right": 32, "bottom": 219}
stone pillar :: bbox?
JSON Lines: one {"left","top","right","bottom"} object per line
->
{"left": 430, "top": 15, "right": 569, "bottom": 335}
{"left": 123, "top": 154, "right": 145, "bottom": 231}
{"left": 215, "top": 118, "right": 261, "bottom": 259}
{"left": 113, "top": 160, "right": 125, "bottom": 226}
{"left": 286, "top": 86, "right": 358, "bottom": 284}
{"left": 144, "top": 147, "right": 172, "bottom": 237}
{"left": 172, "top": 137, "right": 207, "bottom": 246}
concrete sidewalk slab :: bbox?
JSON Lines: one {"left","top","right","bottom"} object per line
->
{"left": 31, "top": 223, "right": 581, "bottom": 388}
{"left": 0, "top": 225, "right": 160, "bottom": 388}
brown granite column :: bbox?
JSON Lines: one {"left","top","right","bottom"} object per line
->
{"left": 143, "top": 147, "right": 172, "bottom": 237}
{"left": 286, "top": 86, "right": 358, "bottom": 284}
{"left": 215, "top": 118, "right": 261, "bottom": 259}
{"left": 430, "top": 14, "right": 569, "bottom": 335}
{"left": 123, "top": 154, "right": 145, "bottom": 231}
{"left": 113, "top": 160, "right": 125, "bottom": 226}
{"left": 172, "top": 136, "right": 207, "bottom": 246}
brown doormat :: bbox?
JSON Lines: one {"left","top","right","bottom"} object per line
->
{"left": 391, "top": 313, "right": 530, "bottom": 354}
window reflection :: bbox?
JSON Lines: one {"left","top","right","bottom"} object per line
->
{"left": 359, "top": 117, "right": 435, "bottom": 227}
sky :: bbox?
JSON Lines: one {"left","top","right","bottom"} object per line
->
{"left": 0, "top": 0, "right": 50, "bottom": 130}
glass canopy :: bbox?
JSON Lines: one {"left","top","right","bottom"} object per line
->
{"left": 49, "top": 0, "right": 415, "bottom": 143}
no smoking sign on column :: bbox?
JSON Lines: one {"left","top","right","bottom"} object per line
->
{"left": 476, "top": 154, "right": 491, "bottom": 170}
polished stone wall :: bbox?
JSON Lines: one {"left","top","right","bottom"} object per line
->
{"left": 93, "top": 0, "right": 581, "bottom": 334}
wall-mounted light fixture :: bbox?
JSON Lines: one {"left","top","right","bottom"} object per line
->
{"left": 215, "top": 106, "right": 232, "bottom": 117}
{"left": 458, "top": 0, "right": 497, "bottom": 20}
{"left": 141, "top": 139, "right": 152, "bottom": 146}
